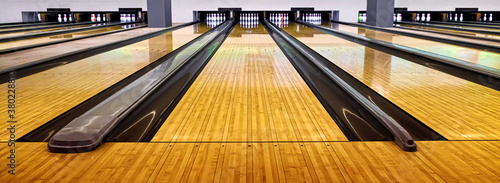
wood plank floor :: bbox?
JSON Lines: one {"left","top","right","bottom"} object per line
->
{"left": 0, "top": 27, "right": 163, "bottom": 69}
{"left": 151, "top": 23, "right": 348, "bottom": 143}
{"left": 0, "top": 23, "right": 145, "bottom": 50}
{"left": 1, "top": 22, "right": 499, "bottom": 182}
{"left": 1, "top": 141, "right": 498, "bottom": 182}
{"left": 398, "top": 24, "right": 500, "bottom": 40}
{"left": 329, "top": 23, "right": 500, "bottom": 70}
{"left": 0, "top": 23, "right": 208, "bottom": 141}
{"left": 283, "top": 23, "right": 500, "bottom": 141}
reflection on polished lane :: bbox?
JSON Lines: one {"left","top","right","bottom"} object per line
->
{"left": 327, "top": 22, "right": 500, "bottom": 70}
{"left": 396, "top": 24, "right": 500, "bottom": 40}
{"left": 0, "top": 23, "right": 210, "bottom": 141}
{"left": 2, "top": 141, "right": 498, "bottom": 182}
{"left": 283, "top": 22, "right": 500, "bottom": 140}
{"left": 150, "top": 22, "right": 347, "bottom": 181}
{"left": 0, "top": 23, "right": 102, "bottom": 38}
{"left": 387, "top": 26, "right": 500, "bottom": 45}
{"left": 406, "top": 22, "right": 500, "bottom": 32}
{"left": 0, "top": 23, "right": 146, "bottom": 50}
{"left": 152, "top": 23, "right": 347, "bottom": 142}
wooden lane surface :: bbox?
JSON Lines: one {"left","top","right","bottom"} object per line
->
{"left": 0, "top": 23, "right": 209, "bottom": 141}
{"left": 0, "top": 141, "right": 498, "bottom": 182}
{"left": 0, "top": 23, "right": 146, "bottom": 50}
{"left": 329, "top": 23, "right": 500, "bottom": 70}
{"left": 151, "top": 23, "right": 348, "bottom": 143}
{"left": 0, "top": 27, "right": 162, "bottom": 70}
{"left": 419, "top": 22, "right": 500, "bottom": 32}
{"left": 0, "top": 23, "right": 95, "bottom": 38}
{"left": 387, "top": 27, "right": 500, "bottom": 45}
{"left": 398, "top": 24, "right": 500, "bottom": 40}
{"left": 283, "top": 23, "right": 500, "bottom": 140}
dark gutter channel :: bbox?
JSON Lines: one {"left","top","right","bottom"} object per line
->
{"left": 398, "top": 22, "right": 500, "bottom": 36}
{"left": 298, "top": 20, "right": 500, "bottom": 92}
{"left": 265, "top": 20, "right": 420, "bottom": 152}
{"left": 107, "top": 21, "right": 236, "bottom": 142}
{"left": 0, "top": 21, "right": 141, "bottom": 43}
{"left": 393, "top": 25, "right": 500, "bottom": 43}
{"left": 0, "top": 21, "right": 108, "bottom": 34}
{"left": 0, "top": 24, "right": 147, "bottom": 55}
{"left": 0, "top": 21, "right": 197, "bottom": 83}
{"left": 18, "top": 21, "right": 227, "bottom": 143}
{"left": 334, "top": 21, "right": 500, "bottom": 53}
{"left": 263, "top": 21, "right": 391, "bottom": 142}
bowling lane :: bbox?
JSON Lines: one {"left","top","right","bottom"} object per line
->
{"left": 327, "top": 22, "right": 500, "bottom": 70}
{"left": 0, "top": 26, "right": 164, "bottom": 70}
{"left": 387, "top": 26, "right": 500, "bottom": 46}
{"left": 282, "top": 22, "right": 500, "bottom": 140}
{"left": 151, "top": 22, "right": 348, "bottom": 143}
{"left": 0, "top": 22, "right": 76, "bottom": 31}
{"left": 405, "top": 22, "right": 500, "bottom": 32}
{"left": 0, "top": 23, "right": 146, "bottom": 50}
{"left": 0, "top": 23, "right": 210, "bottom": 141}
{"left": 396, "top": 24, "right": 500, "bottom": 40}
{"left": 0, "top": 22, "right": 110, "bottom": 38}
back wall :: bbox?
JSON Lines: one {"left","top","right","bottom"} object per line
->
{"left": 0, "top": 0, "right": 366, "bottom": 23}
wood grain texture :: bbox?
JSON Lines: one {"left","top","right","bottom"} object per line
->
{"left": 0, "top": 24, "right": 94, "bottom": 38}
{"left": 332, "top": 141, "right": 445, "bottom": 182}
{"left": 399, "top": 24, "right": 500, "bottom": 40}
{"left": 331, "top": 23, "right": 500, "bottom": 71}
{"left": 76, "top": 143, "right": 168, "bottom": 183}
{"left": 152, "top": 23, "right": 348, "bottom": 143}
{"left": 0, "top": 24, "right": 208, "bottom": 141}
{"left": 0, "top": 24, "right": 144, "bottom": 50}
{"left": 283, "top": 23, "right": 500, "bottom": 140}
{"left": 2, "top": 141, "right": 499, "bottom": 182}
{"left": 0, "top": 142, "right": 111, "bottom": 182}
{"left": 415, "top": 141, "right": 500, "bottom": 182}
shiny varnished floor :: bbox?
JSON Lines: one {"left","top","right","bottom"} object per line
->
{"left": 0, "top": 23, "right": 101, "bottom": 38}
{"left": 396, "top": 23, "right": 500, "bottom": 40}
{"left": 152, "top": 23, "right": 348, "bottom": 143}
{"left": 284, "top": 22, "right": 500, "bottom": 140}
{"left": 0, "top": 22, "right": 145, "bottom": 50}
{"left": 408, "top": 22, "right": 500, "bottom": 32}
{"left": 0, "top": 23, "right": 209, "bottom": 141}
{"left": 1, "top": 22, "right": 499, "bottom": 182}
{"left": 387, "top": 26, "right": 500, "bottom": 45}
{"left": 1, "top": 141, "right": 498, "bottom": 182}
{"left": 328, "top": 23, "right": 500, "bottom": 69}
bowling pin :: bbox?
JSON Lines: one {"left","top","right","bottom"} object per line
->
{"left": 102, "top": 14, "right": 106, "bottom": 22}
{"left": 454, "top": 13, "right": 458, "bottom": 21}
{"left": 397, "top": 13, "right": 402, "bottom": 22}
{"left": 416, "top": 13, "right": 420, "bottom": 21}
{"left": 490, "top": 13, "right": 493, "bottom": 21}
{"left": 459, "top": 13, "right": 463, "bottom": 22}
{"left": 131, "top": 14, "right": 135, "bottom": 21}
{"left": 484, "top": 14, "right": 487, "bottom": 21}
{"left": 393, "top": 13, "right": 396, "bottom": 21}
{"left": 96, "top": 14, "right": 101, "bottom": 22}
{"left": 426, "top": 13, "right": 431, "bottom": 21}
{"left": 58, "top": 14, "right": 62, "bottom": 22}
{"left": 63, "top": 14, "right": 67, "bottom": 22}
{"left": 91, "top": 14, "right": 95, "bottom": 22}
{"left": 69, "top": 14, "right": 73, "bottom": 22}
